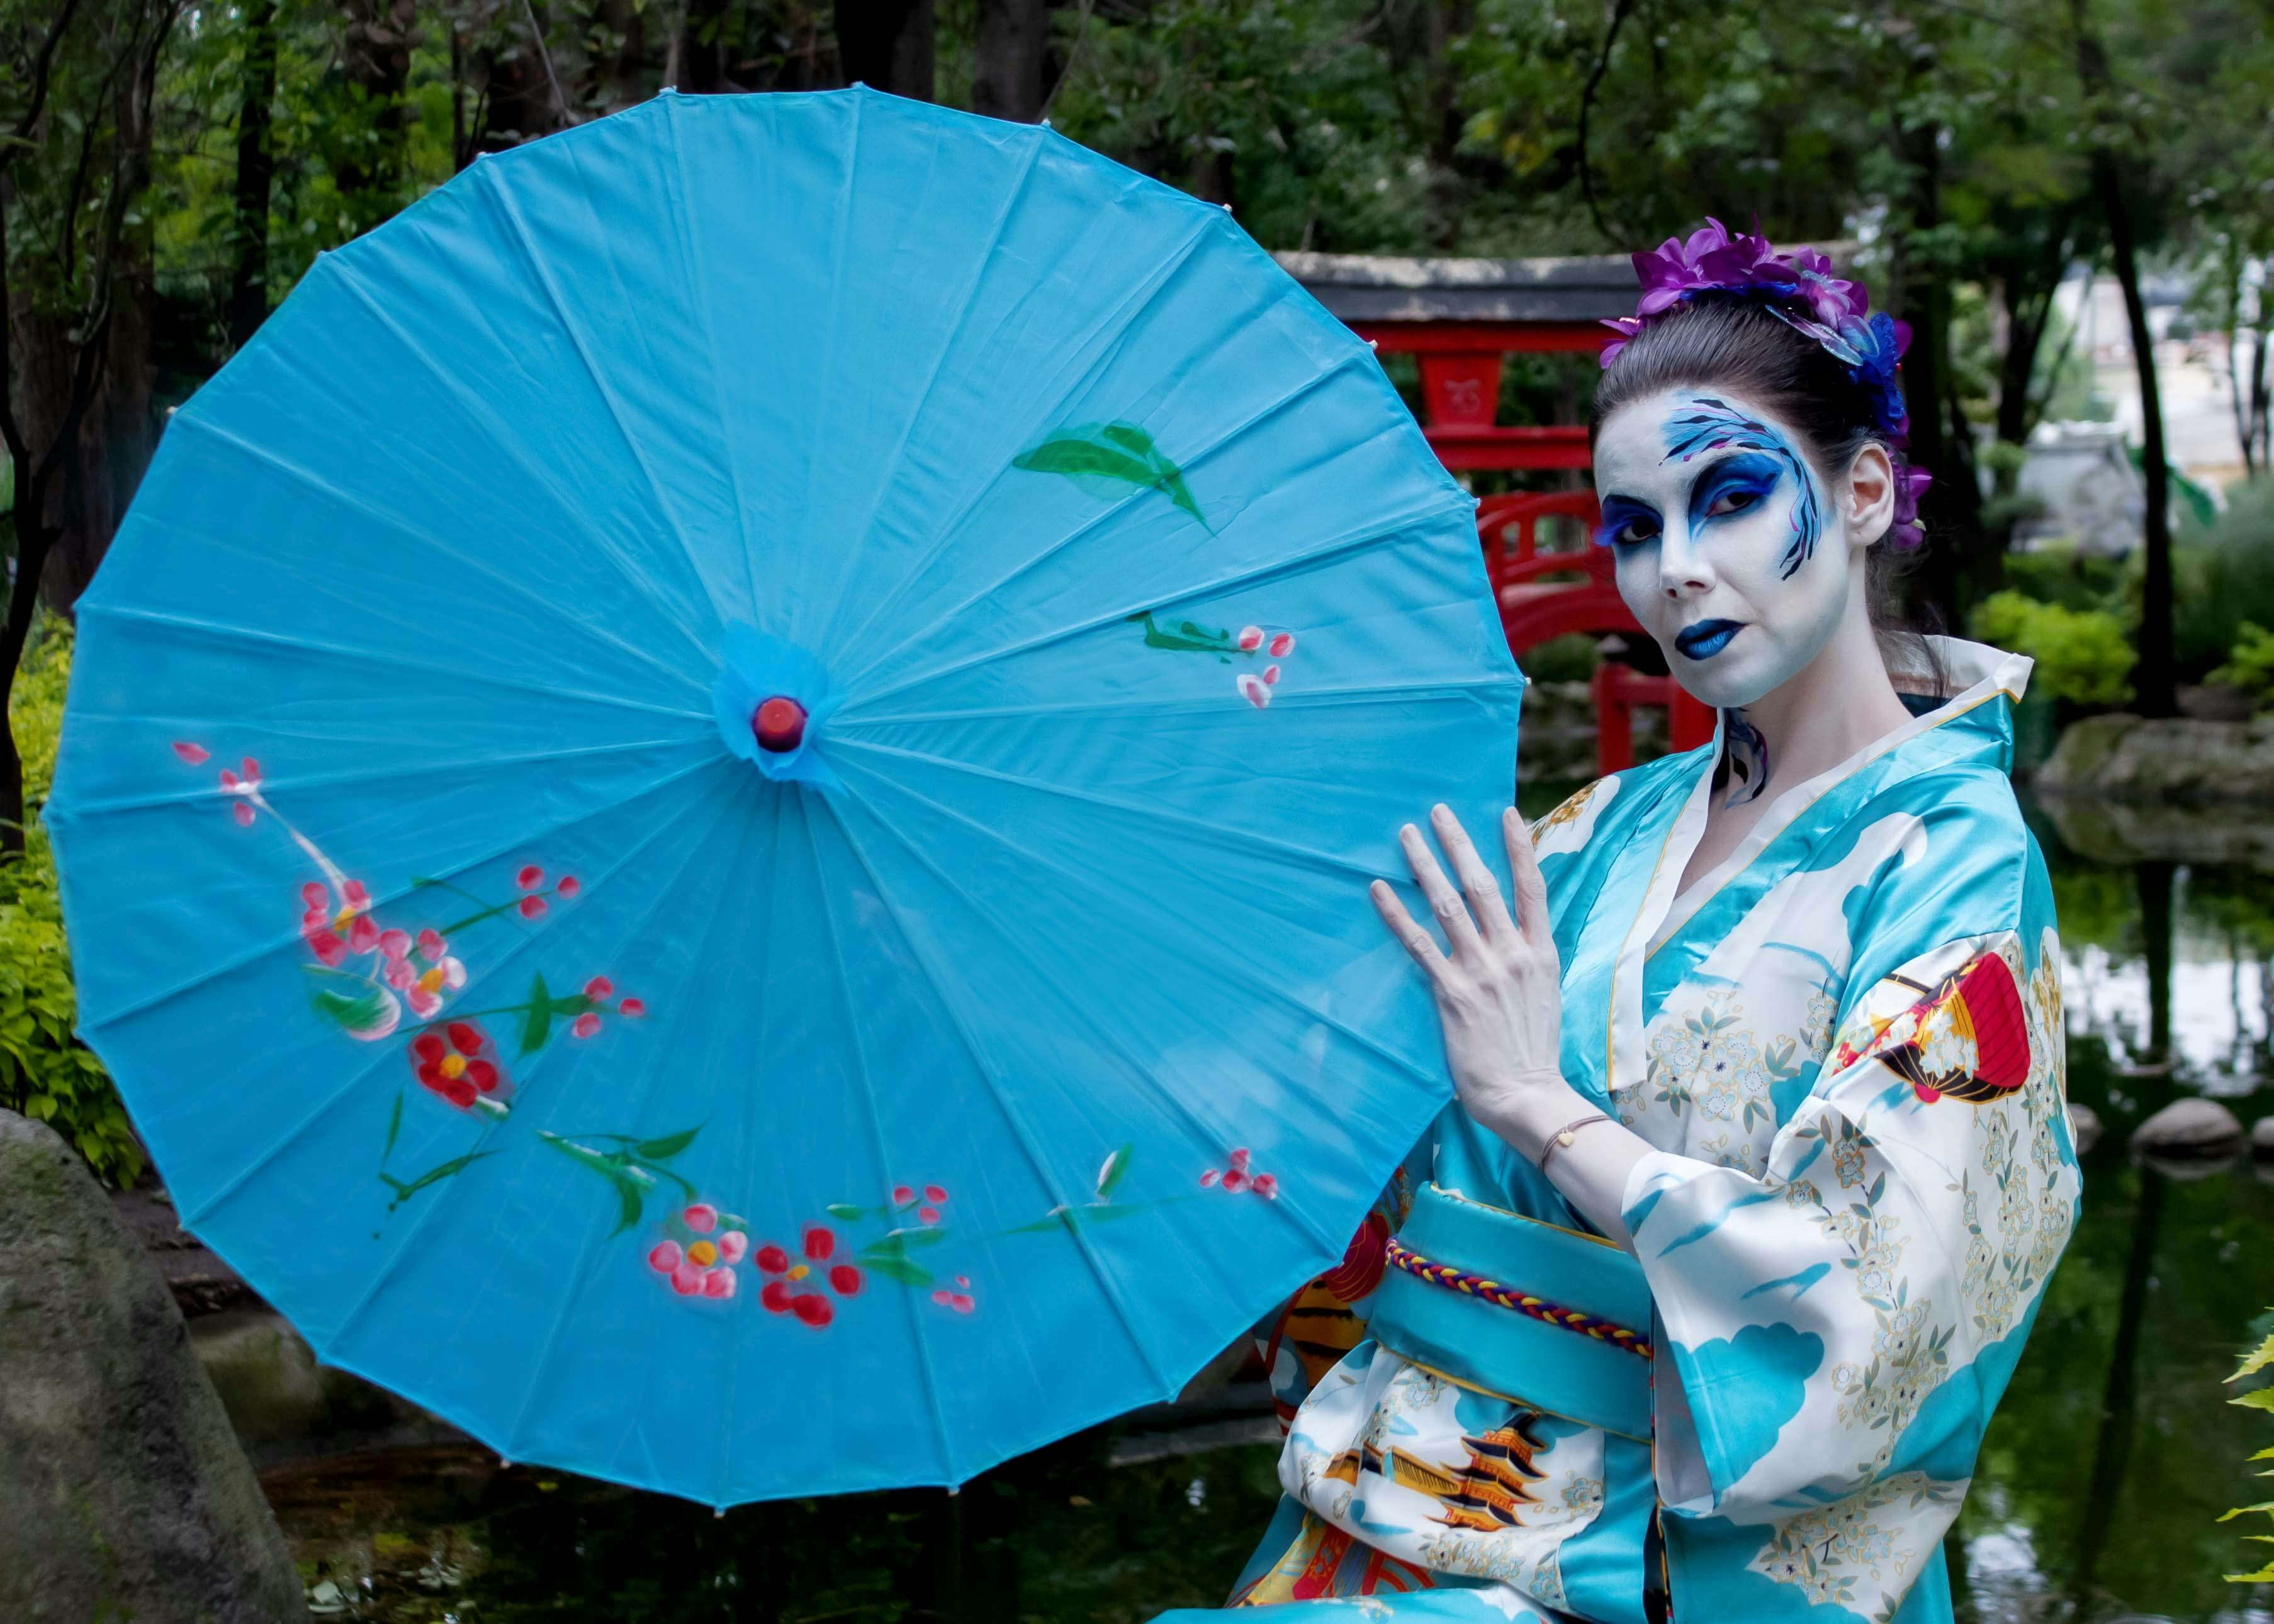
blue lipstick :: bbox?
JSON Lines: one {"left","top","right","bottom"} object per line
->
{"left": 1674, "top": 619, "right": 1744, "bottom": 661}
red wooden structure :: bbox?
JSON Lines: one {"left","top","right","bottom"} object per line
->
{"left": 1278, "top": 253, "right": 1714, "bottom": 770}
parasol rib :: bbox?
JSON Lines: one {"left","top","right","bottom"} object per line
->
{"left": 475, "top": 164, "right": 731, "bottom": 647}
{"left": 828, "top": 768, "right": 1352, "bottom": 1265}
{"left": 825, "top": 213, "right": 1219, "bottom": 663}
{"left": 792, "top": 799, "right": 967, "bottom": 1494}
{"left": 839, "top": 487, "right": 1477, "bottom": 714}
{"left": 497, "top": 793, "right": 753, "bottom": 1476}
{"left": 313, "top": 784, "right": 748, "bottom": 1377}
{"left": 659, "top": 92, "right": 761, "bottom": 628}
{"left": 822, "top": 802, "right": 1182, "bottom": 1401}
{"left": 82, "top": 747, "right": 725, "bottom": 1037}
{"left": 173, "top": 772, "right": 741, "bottom": 1233}
{"left": 805, "top": 126, "right": 1049, "bottom": 651}
{"left": 838, "top": 347, "right": 1366, "bottom": 692}
{"left": 313, "top": 254, "right": 726, "bottom": 682}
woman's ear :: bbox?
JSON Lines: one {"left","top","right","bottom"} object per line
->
{"left": 1843, "top": 441, "right": 1898, "bottom": 551}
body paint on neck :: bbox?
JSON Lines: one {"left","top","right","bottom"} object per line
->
{"left": 1720, "top": 708, "right": 1771, "bottom": 808}
{"left": 1661, "top": 396, "right": 1821, "bottom": 579}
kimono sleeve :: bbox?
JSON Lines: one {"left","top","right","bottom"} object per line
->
{"left": 1621, "top": 878, "right": 2080, "bottom": 1528}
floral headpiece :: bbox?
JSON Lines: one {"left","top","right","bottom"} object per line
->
{"left": 1599, "top": 218, "right": 1930, "bottom": 550}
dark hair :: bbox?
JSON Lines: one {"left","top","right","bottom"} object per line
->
{"left": 1585, "top": 296, "right": 1944, "bottom": 690}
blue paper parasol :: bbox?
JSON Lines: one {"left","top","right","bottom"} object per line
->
{"left": 48, "top": 88, "right": 1520, "bottom": 1506}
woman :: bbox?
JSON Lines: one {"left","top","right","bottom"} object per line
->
{"left": 1164, "top": 222, "right": 2080, "bottom": 1623}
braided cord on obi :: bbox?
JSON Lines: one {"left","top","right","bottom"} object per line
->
{"left": 1383, "top": 1235, "right": 1654, "bottom": 1362}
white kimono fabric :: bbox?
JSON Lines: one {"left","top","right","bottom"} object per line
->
{"left": 1162, "top": 639, "right": 2080, "bottom": 1624}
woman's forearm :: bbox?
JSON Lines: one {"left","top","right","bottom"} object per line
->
{"left": 1466, "top": 1079, "right": 1653, "bottom": 1251}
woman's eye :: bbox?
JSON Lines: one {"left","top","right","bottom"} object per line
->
{"left": 1706, "top": 486, "right": 1762, "bottom": 518}
{"left": 1613, "top": 518, "right": 1659, "bottom": 546}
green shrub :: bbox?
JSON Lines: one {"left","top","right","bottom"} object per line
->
{"left": 2001, "top": 540, "right": 2129, "bottom": 617}
{"left": 1519, "top": 632, "right": 1600, "bottom": 684}
{"left": 0, "top": 620, "right": 139, "bottom": 1186}
{"left": 2175, "top": 479, "right": 2274, "bottom": 676}
{"left": 1969, "top": 590, "right": 2137, "bottom": 708}
{"left": 2209, "top": 622, "right": 2274, "bottom": 709}
{"left": 2221, "top": 1311, "right": 2274, "bottom": 1582}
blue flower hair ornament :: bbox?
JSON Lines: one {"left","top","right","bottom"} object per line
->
{"left": 1601, "top": 218, "right": 1930, "bottom": 550}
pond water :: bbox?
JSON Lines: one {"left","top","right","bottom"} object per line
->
{"left": 265, "top": 792, "right": 2274, "bottom": 1624}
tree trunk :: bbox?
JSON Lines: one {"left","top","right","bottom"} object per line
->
{"left": 835, "top": 0, "right": 934, "bottom": 99}
{"left": 972, "top": 0, "right": 1048, "bottom": 122}
{"left": 1891, "top": 120, "right": 1978, "bottom": 628}
{"left": 226, "top": 0, "right": 278, "bottom": 351}
{"left": 2073, "top": 1, "right": 2175, "bottom": 718}
{"left": 41, "top": 0, "right": 166, "bottom": 615}
{"left": 338, "top": 0, "right": 420, "bottom": 204}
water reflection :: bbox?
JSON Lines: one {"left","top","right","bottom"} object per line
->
{"left": 264, "top": 793, "right": 2274, "bottom": 1623}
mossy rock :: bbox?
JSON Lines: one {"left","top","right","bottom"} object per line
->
{"left": 0, "top": 1110, "right": 308, "bottom": 1622}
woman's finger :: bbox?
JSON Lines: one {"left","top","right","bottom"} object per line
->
{"left": 1431, "top": 804, "right": 1514, "bottom": 941}
{"left": 1400, "top": 821, "right": 1485, "bottom": 961}
{"left": 1504, "top": 806, "right": 1552, "bottom": 949}
{"left": 1370, "top": 878, "right": 1449, "bottom": 978}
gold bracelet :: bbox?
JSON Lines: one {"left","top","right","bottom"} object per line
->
{"left": 1536, "top": 1111, "right": 1611, "bottom": 1173}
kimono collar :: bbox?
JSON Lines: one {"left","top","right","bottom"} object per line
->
{"left": 1604, "top": 638, "right": 2032, "bottom": 1090}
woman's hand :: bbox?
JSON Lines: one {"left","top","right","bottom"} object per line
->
{"left": 1369, "top": 804, "right": 1569, "bottom": 1155}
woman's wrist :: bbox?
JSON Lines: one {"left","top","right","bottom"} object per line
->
{"left": 1468, "top": 1073, "right": 1592, "bottom": 1162}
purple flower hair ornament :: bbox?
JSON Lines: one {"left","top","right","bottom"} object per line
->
{"left": 1599, "top": 217, "right": 1930, "bottom": 548}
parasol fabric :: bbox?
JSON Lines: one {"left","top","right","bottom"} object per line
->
{"left": 48, "top": 87, "right": 1521, "bottom": 1506}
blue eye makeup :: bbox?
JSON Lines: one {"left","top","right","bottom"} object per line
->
{"left": 1593, "top": 495, "right": 1662, "bottom": 550}
{"left": 1687, "top": 451, "right": 1784, "bottom": 527}
{"left": 1660, "top": 397, "right": 1821, "bottom": 578}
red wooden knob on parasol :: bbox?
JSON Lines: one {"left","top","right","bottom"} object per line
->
{"left": 752, "top": 697, "right": 808, "bottom": 753}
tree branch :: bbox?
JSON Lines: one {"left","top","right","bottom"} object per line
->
{"left": 1577, "top": 0, "right": 1638, "bottom": 245}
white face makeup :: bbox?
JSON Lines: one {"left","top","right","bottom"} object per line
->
{"left": 1590, "top": 388, "right": 1864, "bottom": 711}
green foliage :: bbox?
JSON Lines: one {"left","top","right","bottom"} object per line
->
{"left": 2209, "top": 622, "right": 2274, "bottom": 708}
{"left": 2175, "top": 481, "right": 2274, "bottom": 676}
{"left": 2223, "top": 1312, "right": 2274, "bottom": 1582}
{"left": 0, "top": 620, "right": 138, "bottom": 1186}
{"left": 1970, "top": 591, "right": 2138, "bottom": 709}
{"left": 1520, "top": 633, "right": 1601, "bottom": 685}
{"left": 2000, "top": 542, "right": 2130, "bottom": 617}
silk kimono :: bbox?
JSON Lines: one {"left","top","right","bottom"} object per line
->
{"left": 1155, "top": 638, "right": 2081, "bottom": 1624}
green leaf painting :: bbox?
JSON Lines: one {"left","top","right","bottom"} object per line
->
{"left": 1095, "top": 1143, "right": 1134, "bottom": 1201}
{"left": 519, "top": 971, "right": 553, "bottom": 1056}
{"left": 1014, "top": 421, "right": 1209, "bottom": 530}
{"left": 305, "top": 966, "right": 395, "bottom": 1036}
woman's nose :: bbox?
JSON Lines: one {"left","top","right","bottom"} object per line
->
{"left": 1656, "top": 523, "right": 1716, "bottom": 598}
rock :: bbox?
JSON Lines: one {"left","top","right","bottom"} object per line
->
{"left": 190, "top": 1309, "right": 440, "bottom": 1464}
{"left": 2069, "top": 1103, "right": 2102, "bottom": 1156}
{"left": 2253, "top": 1115, "right": 2274, "bottom": 1159}
{"left": 2037, "top": 793, "right": 2274, "bottom": 873}
{"left": 2129, "top": 1097, "right": 2244, "bottom": 1158}
{"left": 2035, "top": 713, "right": 2274, "bottom": 805}
{"left": 0, "top": 1111, "right": 308, "bottom": 1624}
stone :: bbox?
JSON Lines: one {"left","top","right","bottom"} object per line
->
{"left": 0, "top": 1111, "right": 308, "bottom": 1624}
{"left": 2128, "top": 1097, "right": 2244, "bottom": 1158}
{"left": 2253, "top": 1115, "right": 2274, "bottom": 1158}
{"left": 2037, "top": 793, "right": 2274, "bottom": 873}
{"left": 2069, "top": 1103, "right": 2102, "bottom": 1156}
{"left": 190, "top": 1309, "right": 435, "bottom": 1464}
{"left": 2035, "top": 713, "right": 2274, "bottom": 805}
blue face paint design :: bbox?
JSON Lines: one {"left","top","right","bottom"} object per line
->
{"left": 1659, "top": 397, "right": 1821, "bottom": 579}
{"left": 1592, "top": 494, "right": 1661, "bottom": 551}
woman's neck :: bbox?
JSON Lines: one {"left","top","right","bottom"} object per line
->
{"left": 1679, "top": 592, "right": 1914, "bottom": 890}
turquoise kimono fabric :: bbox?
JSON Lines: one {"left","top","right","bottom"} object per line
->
{"left": 1156, "top": 639, "right": 2081, "bottom": 1623}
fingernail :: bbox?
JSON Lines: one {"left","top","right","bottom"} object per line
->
{"left": 1432, "top": 804, "right": 1451, "bottom": 822}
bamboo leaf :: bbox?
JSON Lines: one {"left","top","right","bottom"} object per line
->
{"left": 825, "top": 1203, "right": 866, "bottom": 1221}
{"left": 304, "top": 966, "right": 397, "bottom": 1037}
{"left": 2235, "top": 1327, "right": 2274, "bottom": 1382}
{"left": 1098, "top": 422, "right": 1157, "bottom": 457}
{"left": 1096, "top": 1142, "right": 1134, "bottom": 1201}
{"left": 611, "top": 1179, "right": 644, "bottom": 1236}
{"left": 520, "top": 972, "right": 553, "bottom": 1056}
{"left": 388, "top": 1150, "right": 497, "bottom": 1202}
{"left": 2234, "top": 1389, "right": 2274, "bottom": 1413}
{"left": 634, "top": 1126, "right": 701, "bottom": 1161}
{"left": 1013, "top": 434, "right": 1157, "bottom": 488}
{"left": 382, "top": 1090, "right": 403, "bottom": 1160}
{"left": 862, "top": 1254, "right": 935, "bottom": 1287}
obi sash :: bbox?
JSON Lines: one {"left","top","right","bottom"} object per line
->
{"left": 1366, "top": 1183, "right": 1654, "bottom": 1441}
